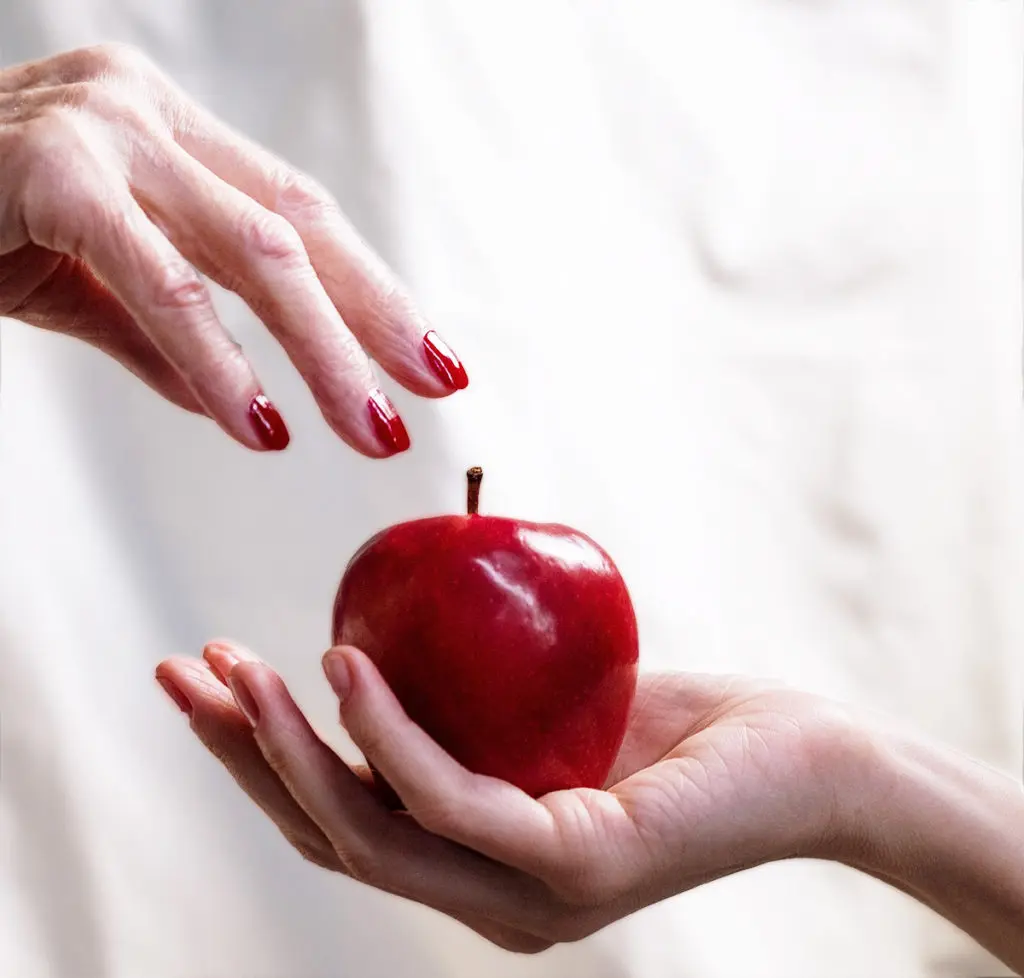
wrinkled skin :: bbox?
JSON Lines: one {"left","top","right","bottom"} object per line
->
{"left": 0, "top": 43, "right": 459, "bottom": 455}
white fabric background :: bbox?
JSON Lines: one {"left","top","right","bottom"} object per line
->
{"left": 2, "top": 2, "right": 1022, "bottom": 976}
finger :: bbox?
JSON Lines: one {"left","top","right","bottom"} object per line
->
{"left": 225, "top": 661, "right": 418, "bottom": 866}
{"left": 160, "top": 655, "right": 545, "bottom": 948}
{"left": 322, "top": 647, "right": 579, "bottom": 880}
{"left": 0, "top": 43, "right": 150, "bottom": 94}
{"left": 89, "top": 195, "right": 291, "bottom": 451}
{"left": 155, "top": 656, "right": 343, "bottom": 870}
{"left": 195, "top": 647, "right": 550, "bottom": 947}
{"left": 4, "top": 247, "right": 206, "bottom": 415}
{"left": 206, "top": 643, "right": 422, "bottom": 824}
{"left": 227, "top": 661, "right": 557, "bottom": 932}
{"left": 21, "top": 138, "right": 289, "bottom": 453}
{"left": 200, "top": 639, "right": 376, "bottom": 792}
{"left": 5, "top": 47, "right": 467, "bottom": 398}
{"left": 129, "top": 138, "right": 408, "bottom": 457}
{"left": 162, "top": 93, "right": 468, "bottom": 398}
{"left": 200, "top": 638, "right": 265, "bottom": 686}
{"left": 93, "top": 323, "right": 209, "bottom": 416}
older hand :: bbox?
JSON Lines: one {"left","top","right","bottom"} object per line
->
{"left": 0, "top": 44, "right": 468, "bottom": 456}
{"left": 156, "top": 642, "right": 853, "bottom": 953}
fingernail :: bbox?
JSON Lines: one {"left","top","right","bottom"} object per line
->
{"left": 423, "top": 330, "right": 469, "bottom": 391}
{"left": 203, "top": 643, "right": 241, "bottom": 684}
{"left": 367, "top": 389, "right": 411, "bottom": 454}
{"left": 248, "top": 393, "right": 291, "bottom": 451}
{"left": 204, "top": 640, "right": 259, "bottom": 664}
{"left": 228, "top": 671, "right": 261, "bottom": 727}
{"left": 157, "top": 676, "right": 193, "bottom": 716}
{"left": 203, "top": 641, "right": 238, "bottom": 659}
{"left": 323, "top": 650, "right": 351, "bottom": 702}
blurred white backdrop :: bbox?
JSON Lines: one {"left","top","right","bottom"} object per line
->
{"left": 2, "top": 2, "right": 1022, "bottom": 976}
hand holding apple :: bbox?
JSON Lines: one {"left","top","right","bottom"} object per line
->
{"left": 157, "top": 644, "right": 858, "bottom": 953}
{"left": 156, "top": 644, "right": 1024, "bottom": 968}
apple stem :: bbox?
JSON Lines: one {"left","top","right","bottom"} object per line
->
{"left": 466, "top": 466, "right": 483, "bottom": 515}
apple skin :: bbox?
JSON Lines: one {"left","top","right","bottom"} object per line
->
{"left": 332, "top": 513, "right": 639, "bottom": 798}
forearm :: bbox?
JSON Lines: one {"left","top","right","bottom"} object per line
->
{"left": 836, "top": 718, "right": 1024, "bottom": 972}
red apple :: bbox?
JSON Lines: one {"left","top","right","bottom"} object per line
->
{"left": 332, "top": 467, "right": 639, "bottom": 798}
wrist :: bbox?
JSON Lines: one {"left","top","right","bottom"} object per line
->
{"left": 821, "top": 711, "right": 918, "bottom": 874}
{"left": 831, "top": 713, "right": 1020, "bottom": 872}
{"left": 825, "top": 708, "right": 1024, "bottom": 970}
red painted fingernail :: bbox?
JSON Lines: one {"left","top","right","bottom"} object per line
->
{"left": 228, "top": 672, "right": 261, "bottom": 727}
{"left": 248, "top": 393, "right": 290, "bottom": 451}
{"left": 367, "top": 389, "right": 411, "bottom": 454}
{"left": 157, "top": 676, "right": 192, "bottom": 717}
{"left": 423, "top": 330, "right": 469, "bottom": 391}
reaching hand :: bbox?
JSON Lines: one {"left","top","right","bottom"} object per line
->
{"left": 155, "top": 642, "right": 852, "bottom": 953}
{"left": 0, "top": 45, "right": 467, "bottom": 456}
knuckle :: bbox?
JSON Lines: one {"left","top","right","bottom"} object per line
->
{"left": 212, "top": 343, "right": 252, "bottom": 385}
{"left": 237, "top": 210, "right": 307, "bottom": 266}
{"left": 42, "top": 81, "right": 92, "bottom": 113}
{"left": 77, "top": 42, "right": 150, "bottom": 80}
{"left": 150, "top": 260, "right": 209, "bottom": 311}
{"left": 413, "top": 797, "right": 461, "bottom": 838}
{"left": 259, "top": 737, "right": 295, "bottom": 779}
{"left": 58, "top": 81, "right": 144, "bottom": 126}
{"left": 13, "top": 121, "right": 106, "bottom": 248}
{"left": 16, "top": 110, "right": 109, "bottom": 193}
{"left": 273, "top": 169, "right": 339, "bottom": 223}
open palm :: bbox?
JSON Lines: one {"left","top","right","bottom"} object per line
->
{"left": 157, "top": 643, "right": 851, "bottom": 952}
